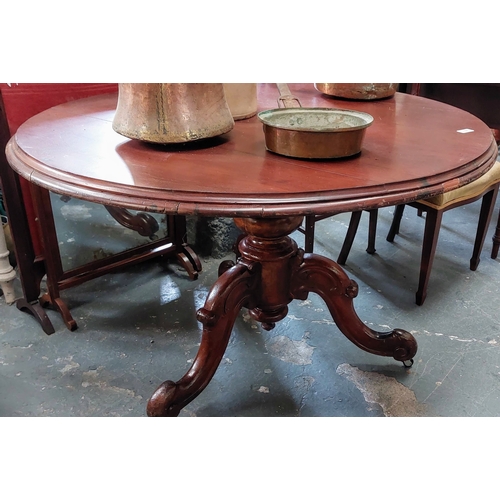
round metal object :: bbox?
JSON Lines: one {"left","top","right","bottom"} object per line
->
{"left": 112, "top": 83, "right": 234, "bottom": 144}
{"left": 258, "top": 107, "right": 374, "bottom": 159}
{"left": 314, "top": 83, "right": 398, "bottom": 100}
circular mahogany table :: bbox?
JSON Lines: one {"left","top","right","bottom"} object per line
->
{"left": 6, "top": 84, "right": 498, "bottom": 416}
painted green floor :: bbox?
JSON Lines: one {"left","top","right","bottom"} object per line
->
{"left": 1, "top": 189, "right": 500, "bottom": 417}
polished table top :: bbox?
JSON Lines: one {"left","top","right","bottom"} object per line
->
{"left": 6, "top": 84, "right": 498, "bottom": 218}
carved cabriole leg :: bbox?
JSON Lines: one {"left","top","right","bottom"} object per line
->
{"left": 147, "top": 214, "right": 417, "bottom": 417}
{"left": 147, "top": 215, "right": 303, "bottom": 417}
{"left": 147, "top": 262, "right": 258, "bottom": 416}
{"left": 290, "top": 253, "right": 417, "bottom": 362}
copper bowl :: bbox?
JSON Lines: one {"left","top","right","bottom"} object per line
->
{"left": 258, "top": 107, "right": 374, "bottom": 159}
{"left": 314, "top": 83, "right": 398, "bottom": 100}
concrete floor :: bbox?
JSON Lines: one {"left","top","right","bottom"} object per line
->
{"left": 2, "top": 174, "right": 500, "bottom": 417}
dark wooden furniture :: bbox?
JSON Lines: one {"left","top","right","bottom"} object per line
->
{"left": 330, "top": 161, "right": 500, "bottom": 306}
{"left": 326, "top": 85, "right": 500, "bottom": 305}
{"left": 299, "top": 209, "right": 379, "bottom": 256}
{"left": 386, "top": 161, "right": 500, "bottom": 305}
{"left": 404, "top": 83, "right": 500, "bottom": 261}
{"left": 0, "top": 84, "right": 200, "bottom": 333}
{"left": 5, "top": 84, "right": 498, "bottom": 416}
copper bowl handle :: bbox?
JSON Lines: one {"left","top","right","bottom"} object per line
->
{"left": 276, "top": 83, "right": 302, "bottom": 108}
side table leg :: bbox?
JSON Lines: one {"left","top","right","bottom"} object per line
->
{"left": 39, "top": 293, "right": 77, "bottom": 331}
{"left": 291, "top": 252, "right": 417, "bottom": 362}
{"left": 16, "top": 298, "right": 55, "bottom": 335}
{"left": 169, "top": 215, "right": 202, "bottom": 279}
{"left": 147, "top": 262, "right": 258, "bottom": 416}
{"left": 176, "top": 244, "right": 202, "bottom": 280}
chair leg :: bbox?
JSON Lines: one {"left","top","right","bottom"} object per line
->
{"left": 470, "top": 188, "right": 498, "bottom": 270}
{"left": 337, "top": 211, "right": 362, "bottom": 265}
{"left": 303, "top": 215, "right": 316, "bottom": 254}
{"left": 387, "top": 204, "right": 405, "bottom": 242}
{"left": 492, "top": 207, "right": 500, "bottom": 260}
{"left": 416, "top": 208, "right": 443, "bottom": 306}
{"left": 366, "top": 209, "right": 378, "bottom": 254}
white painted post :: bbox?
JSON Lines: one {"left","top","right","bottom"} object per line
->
{"left": 0, "top": 224, "right": 16, "bottom": 304}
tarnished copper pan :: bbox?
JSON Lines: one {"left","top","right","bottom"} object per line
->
{"left": 112, "top": 83, "right": 234, "bottom": 144}
{"left": 314, "top": 83, "right": 398, "bottom": 100}
{"left": 258, "top": 84, "right": 373, "bottom": 159}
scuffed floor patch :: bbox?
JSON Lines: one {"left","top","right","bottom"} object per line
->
{"left": 60, "top": 204, "right": 92, "bottom": 221}
{"left": 81, "top": 367, "right": 141, "bottom": 400}
{"left": 266, "top": 336, "right": 315, "bottom": 365}
{"left": 336, "top": 363, "right": 428, "bottom": 417}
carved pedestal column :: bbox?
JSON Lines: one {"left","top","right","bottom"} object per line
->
{"left": 147, "top": 216, "right": 417, "bottom": 417}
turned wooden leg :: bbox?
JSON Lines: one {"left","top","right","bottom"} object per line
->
{"left": 291, "top": 253, "right": 417, "bottom": 362}
{"left": 337, "top": 211, "right": 362, "bottom": 265}
{"left": 147, "top": 262, "right": 258, "bottom": 416}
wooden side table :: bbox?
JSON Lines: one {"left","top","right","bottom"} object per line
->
{"left": 0, "top": 85, "right": 200, "bottom": 333}
{"left": 6, "top": 84, "right": 498, "bottom": 416}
